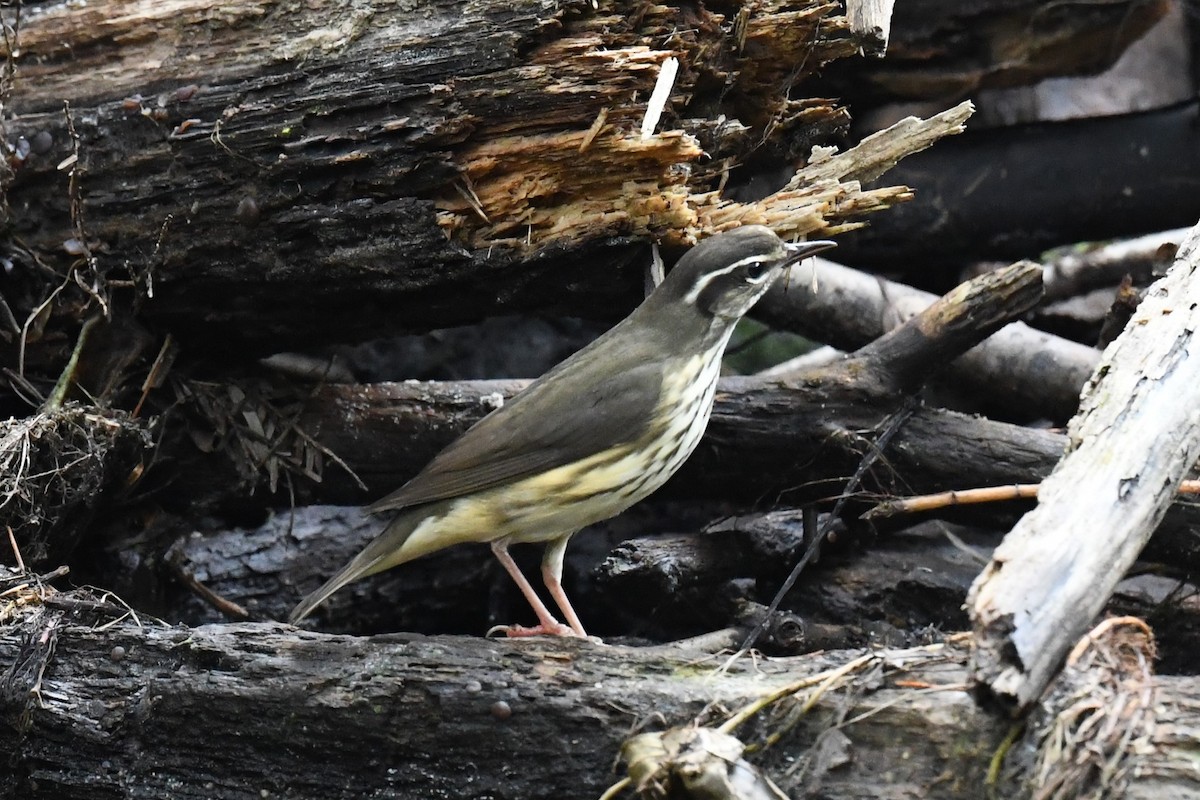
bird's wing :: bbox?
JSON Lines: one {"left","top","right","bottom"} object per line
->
{"left": 365, "top": 347, "right": 665, "bottom": 514}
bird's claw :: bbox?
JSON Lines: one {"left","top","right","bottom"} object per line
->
{"left": 486, "top": 621, "right": 596, "bottom": 640}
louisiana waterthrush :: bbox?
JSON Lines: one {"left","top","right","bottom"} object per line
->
{"left": 289, "top": 226, "right": 836, "bottom": 636}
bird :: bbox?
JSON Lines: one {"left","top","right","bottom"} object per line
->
{"left": 289, "top": 226, "right": 836, "bottom": 637}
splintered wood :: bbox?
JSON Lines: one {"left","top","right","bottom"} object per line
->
{"left": 435, "top": 0, "right": 952, "bottom": 251}
{"left": 438, "top": 130, "right": 703, "bottom": 247}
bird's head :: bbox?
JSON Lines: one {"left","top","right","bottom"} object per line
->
{"left": 661, "top": 226, "right": 836, "bottom": 322}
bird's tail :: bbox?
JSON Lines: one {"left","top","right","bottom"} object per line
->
{"left": 288, "top": 510, "right": 423, "bottom": 625}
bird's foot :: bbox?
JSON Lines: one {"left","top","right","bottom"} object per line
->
{"left": 486, "top": 621, "right": 597, "bottom": 640}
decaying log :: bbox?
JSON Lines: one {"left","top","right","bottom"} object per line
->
{"left": 970, "top": 219, "right": 1200, "bottom": 710}
{"left": 595, "top": 517, "right": 989, "bottom": 647}
{"left": 276, "top": 374, "right": 1063, "bottom": 505}
{"left": 115, "top": 500, "right": 734, "bottom": 637}
{"left": 149, "top": 493, "right": 1200, "bottom": 665}
{"left": 159, "top": 504, "right": 508, "bottom": 635}
{"left": 0, "top": 603, "right": 986, "bottom": 800}
{"left": 3, "top": 592, "right": 1200, "bottom": 800}
{"left": 142, "top": 506, "right": 973, "bottom": 644}
{"left": 757, "top": 255, "right": 1098, "bottom": 421}
{"left": 0, "top": 0, "right": 948, "bottom": 363}
{"left": 597, "top": 518, "right": 1200, "bottom": 664}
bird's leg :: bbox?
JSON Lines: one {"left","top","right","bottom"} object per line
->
{"left": 488, "top": 538, "right": 577, "bottom": 637}
{"left": 541, "top": 534, "right": 588, "bottom": 639}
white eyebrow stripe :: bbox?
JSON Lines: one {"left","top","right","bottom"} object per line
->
{"left": 683, "top": 263, "right": 740, "bottom": 305}
{"left": 681, "top": 255, "right": 771, "bottom": 305}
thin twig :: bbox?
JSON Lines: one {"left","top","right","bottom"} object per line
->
{"left": 596, "top": 776, "right": 632, "bottom": 800}
{"left": 7, "top": 524, "right": 24, "bottom": 572}
{"left": 717, "top": 652, "right": 875, "bottom": 735}
{"left": 291, "top": 424, "right": 368, "bottom": 491}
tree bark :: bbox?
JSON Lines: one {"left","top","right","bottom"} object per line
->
{"left": 1, "top": 0, "right": 920, "bottom": 361}
{"left": 279, "top": 374, "right": 1064, "bottom": 504}
{"left": 3, "top": 600, "right": 1199, "bottom": 800}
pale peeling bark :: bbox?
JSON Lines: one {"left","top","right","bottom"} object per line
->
{"left": 969, "top": 218, "right": 1200, "bottom": 710}
{"left": 846, "top": 0, "right": 896, "bottom": 52}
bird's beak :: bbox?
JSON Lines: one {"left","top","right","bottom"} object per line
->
{"left": 783, "top": 239, "right": 837, "bottom": 266}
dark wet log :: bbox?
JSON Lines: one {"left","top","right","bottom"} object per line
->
{"left": 160, "top": 260, "right": 1059, "bottom": 512}
{"left": 163, "top": 369, "right": 1067, "bottom": 510}
{"left": 835, "top": 102, "right": 1200, "bottom": 274}
{"left": 595, "top": 517, "right": 988, "bottom": 647}
{"left": 596, "top": 517, "right": 1200, "bottom": 665}
{"left": 92, "top": 493, "right": 1200, "bottom": 669}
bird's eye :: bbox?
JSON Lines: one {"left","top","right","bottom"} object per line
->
{"left": 745, "top": 259, "right": 769, "bottom": 281}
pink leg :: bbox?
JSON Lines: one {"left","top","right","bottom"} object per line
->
{"left": 542, "top": 535, "right": 588, "bottom": 638}
{"left": 489, "top": 539, "right": 577, "bottom": 637}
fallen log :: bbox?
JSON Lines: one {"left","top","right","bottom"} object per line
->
{"left": 3, "top": 592, "right": 1198, "bottom": 800}
{"left": 158, "top": 259, "right": 1051, "bottom": 509}
{"left": 2, "top": 0, "right": 919, "bottom": 362}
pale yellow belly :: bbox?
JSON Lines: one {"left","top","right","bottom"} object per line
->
{"left": 390, "top": 349, "right": 723, "bottom": 564}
